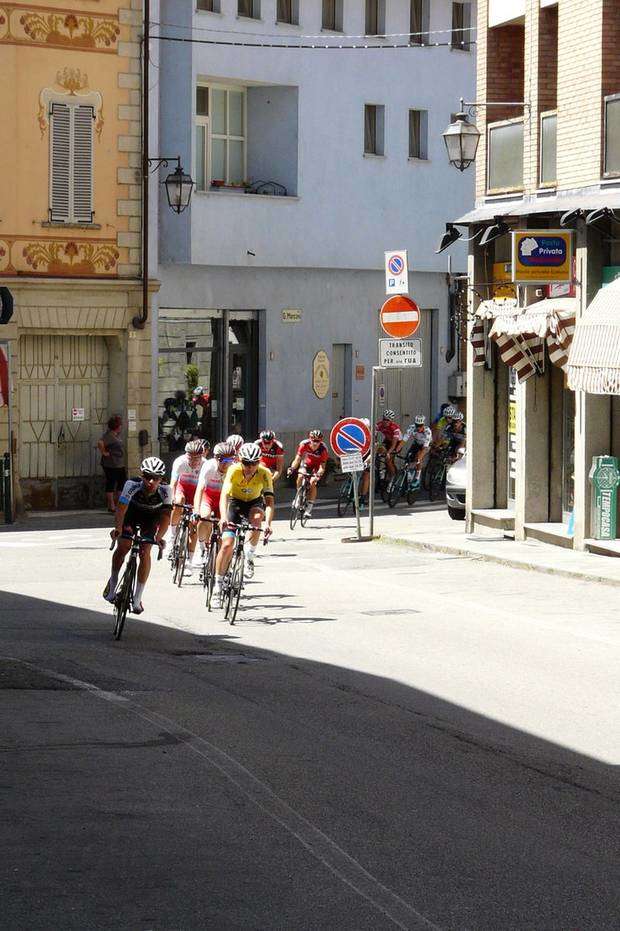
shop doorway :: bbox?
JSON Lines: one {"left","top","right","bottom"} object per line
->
{"left": 228, "top": 318, "right": 258, "bottom": 440}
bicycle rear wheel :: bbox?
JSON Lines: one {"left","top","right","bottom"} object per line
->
{"left": 337, "top": 478, "right": 353, "bottom": 517}
{"left": 113, "top": 560, "right": 135, "bottom": 641}
{"left": 299, "top": 486, "right": 309, "bottom": 527}
{"left": 174, "top": 523, "right": 189, "bottom": 587}
{"left": 228, "top": 553, "right": 245, "bottom": 626}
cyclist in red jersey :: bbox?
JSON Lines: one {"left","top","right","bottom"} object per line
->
{"left": 256, "top": 430, "right": 285, "bottom": 483}
{"left": 287, "top": 429, "right": 329, "bottom": 519}
{"left": 376, "top": 409, "right": 404, "bottom": 476}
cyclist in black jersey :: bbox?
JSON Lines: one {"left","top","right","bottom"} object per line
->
{"left": 103, "top": 456, "right": 172, "bottom": 615}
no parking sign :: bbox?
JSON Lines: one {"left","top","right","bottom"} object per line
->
{"left": 329, "top": 417, "right": 371, "bottom": 458}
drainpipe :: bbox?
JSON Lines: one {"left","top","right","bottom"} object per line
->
{"left": 133, "top": 0, "right": 149, "bottom": 330}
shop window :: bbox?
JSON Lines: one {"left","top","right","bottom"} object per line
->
{"left": 49, "top": 102, "right": 94, "bottom": 223}
{"left": 364, "top": 104, "right": 385, "bottom": 156}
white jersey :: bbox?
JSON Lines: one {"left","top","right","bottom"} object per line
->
{"left": 197, "top": 458, "right": 226, "bottom": 496}
{"left": 403, "top": 425, "right": 432, "bottom": 448}
{"left": 171, "top": 453, "right": 202, "bottom": 491}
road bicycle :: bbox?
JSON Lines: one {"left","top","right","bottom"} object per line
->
{"left": 426, "top": 446, "right": 452, "bottom": 501}
{"left": 169, "top": 503, "right": 194, "bottom": 587}
{"left": 289, "top": 472, "right": 312, "bottom": 530}
{"left": 385, "top": 453, "right": 422, "bottom": 508}
{"left": 109, "top": 530, "right": 162, "bottom": 641}
{"left": 200, "top": 516, "right": 221, "bottom": 612}
{"left": 221, "top": 519, "right": 267, "bottom": 625}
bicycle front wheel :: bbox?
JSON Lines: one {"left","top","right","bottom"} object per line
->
{"left": 228, "top": 553, "right": 245, "bottom": 626}
{"left": 113, "top": 560, "right": 134, "bottom": 641}
{"left": 299, "top": 486, "right": 309, "bottom": 527}
{"left": 428, "top": 462, "right": 445, "bottom": 501}
{"left": 174, "top": 523, "right": 189, "bottom": 587}
{"left": 387, "top": 471, "right": 406, "bottom": 509}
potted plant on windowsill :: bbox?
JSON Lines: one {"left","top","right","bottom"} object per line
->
{"left": 211, "top": 179, "right": 225, "bottom": 188}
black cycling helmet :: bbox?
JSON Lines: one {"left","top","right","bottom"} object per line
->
{"left": 309, "top": 429, "right": 323, "bottom": 440}
{"left": 260, "top": 430, "right": 275, "bottom": 442}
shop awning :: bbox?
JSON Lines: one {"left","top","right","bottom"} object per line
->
{"left": 472, "top": 297, "right": 577, "bottom": 381}
{"left": 567, "top": 277, "right": 620, "bottom": 394}
{"left": 454, "top": 190, "right": 620, "bottom": 226}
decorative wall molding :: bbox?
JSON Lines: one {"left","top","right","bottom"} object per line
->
{"left": 0, "top": 235, "right": 123, "bottom": 278}
{"left": 0, "top": 3, "right": 120, "bottom": 52}
{"left": 38, "top": 68, "right": 104, "bottom": 138}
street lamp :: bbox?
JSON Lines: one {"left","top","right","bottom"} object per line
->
{"left": 442, "top": 106, "right": 480, "bottom": 172}
{"left": 162, "top": 161, "right": 194, "bottom": 214}
{"left": 443, "top": 98, "right": 529, "bottom": 171}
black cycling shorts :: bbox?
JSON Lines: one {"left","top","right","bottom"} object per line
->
{"left": 226, "top": 497, "right": 265, "bottom": 528}
{"left": 121, "top": 505, "right": 161, "bottom": 543}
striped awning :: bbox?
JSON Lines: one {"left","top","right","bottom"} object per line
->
{"left": 471, "top": 297, "right": 577, "bottom": 381}
{"left": 567, "top": 277, "right": 620, "bottom": 394}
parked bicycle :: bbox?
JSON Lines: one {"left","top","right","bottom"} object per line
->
{"left": 385, "top": 453, "right": 422, "bottom": 508}
{"left": 169, "top": 503, "right": 194, "bottom": 587}
{"left": 289, "top": 474, "right": 311, "bottom": 530}
{"left": 109, "top": 531, "right": 162, "bottom": 641}
{"left": 221, "top": 519, "right": 267, "bottom": 625}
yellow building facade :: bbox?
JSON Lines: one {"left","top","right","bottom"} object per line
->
{"left": 0, "top": 0, "right": 153, "bottom": 512}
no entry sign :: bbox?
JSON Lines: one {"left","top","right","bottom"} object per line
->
{"left": 379, "top": 295, "right": 420, "bottom": 339}
{"left": 330, "top": 417, "right": 371, "bottom": 458}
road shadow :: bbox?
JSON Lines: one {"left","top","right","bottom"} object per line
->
{"left": 0, "top": 588, "right": 618, "bottom": 931}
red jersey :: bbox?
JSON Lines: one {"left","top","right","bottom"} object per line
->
{"left": 297, "top": 439, "right": 329, "bottom": 473}
{"left": 257, "top": 438, "right": 284, "bottom": 472}
{"left": 377, "top": 420, "right": 403, "bottom": 444}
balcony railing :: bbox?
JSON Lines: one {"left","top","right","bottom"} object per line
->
{"left": 487, "top": 117, "right": 524, "bottom": 193}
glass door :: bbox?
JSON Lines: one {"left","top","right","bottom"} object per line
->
{"left": 228, "top": 319, "right": 258, "bottom": 440}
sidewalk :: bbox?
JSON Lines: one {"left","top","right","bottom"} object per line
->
{"left": 374, "top": 505, "right": 620, "bottom": 587}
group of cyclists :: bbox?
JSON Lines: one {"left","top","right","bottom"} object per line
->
{"left": 102, "top": 404, "right": 465, "bottom": 617}
{"left": 102, "top": 429, "right": 330, "bottom": 616}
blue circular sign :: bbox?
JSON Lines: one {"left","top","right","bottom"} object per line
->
{"left": 388, "top": 255, "right": 404, "bottom": 276}
{"left": 330, "top": 418, "right": 371, "bottom": 457}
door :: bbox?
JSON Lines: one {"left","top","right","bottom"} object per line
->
{"left": 380, "top": 309, "right": 432, "bottom": 424}
{"left": 331, "top": 343, "right": 352, "bottom": 423}
{"left": 19, "top": 335, "right": 109, "bottom": 509}
{"left": 228, "top": 319, "right": 258, "bottom": 439}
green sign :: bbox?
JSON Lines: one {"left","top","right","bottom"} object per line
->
{"left": 589, "top": 455, "right": 620, "bottom": 540}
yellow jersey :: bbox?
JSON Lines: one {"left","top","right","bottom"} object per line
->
{"left": 222, "top": 463, "right": 274, "bottom": 502}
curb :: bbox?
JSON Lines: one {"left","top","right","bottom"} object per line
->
{"left": 378, "top": 533, "right": 620, "bottom": 589}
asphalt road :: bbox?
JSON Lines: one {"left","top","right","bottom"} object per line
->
{"left": 1, "top": 500, "right": 619, "bottom": 930}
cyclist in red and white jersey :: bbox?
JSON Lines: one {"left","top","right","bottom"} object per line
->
{"left": 376, "top": 410, "right": 404, "bottom": 476}
{"left": 287, "top": 429, "right": 329, "bottom": 519}
{"left": 170, "top": 439, "right": 204, "bottom": 574}
{"left": 256, "top": 430, "right": 285, "bottom": 483}
{"left": 194, "top": 440, "right": 236, "bottom": 551}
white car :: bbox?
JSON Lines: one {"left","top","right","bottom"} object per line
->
{"left": 445, "top": 452, "right": 466, "bottom": 520}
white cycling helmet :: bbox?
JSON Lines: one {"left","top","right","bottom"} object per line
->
{"left": 383, "top": 409, "right": 396, "bottom": 421}
{"left": 226, "top": 434, "right": 244, "bottom": 451}
{"left": 444, "top": 405, "right": 458, "bottom": 418}
{"left": 185, "top": 439, "right": 203, "bottom": 455}
{"left": 452, "top": 411, "right": 464, "bottom": 422}
{"left": 239, "top": 442, "right": 261, "bottom": 463}
{"left": 414, "top": 414, "right": 426, "bottom": 426}
{"left": 141, "top": 456, "right": 166, "bottom": 477}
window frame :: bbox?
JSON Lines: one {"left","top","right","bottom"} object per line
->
{"left": 486, "top": 116, "right": 525, "bottom": 194}
{"left": 276, "top": 0, "right": 299, "bottom": 25}
{"left": 364, "top": 103, "right": 385, "bottom": 157}
{"left": 196, "top": 0, "right": 221, "bottom": 11}
{"left": 195, "top": 83, "right": 248, "bottom": 190}
{"left": 539, "top": 109, "right": 557, "bottom": 188}
{"left": 365, "top": 0, "right": 386, "bottom": 37}
{"left": 321, "top": 0, "right": 343, "bottom": 32}
{"left": 451, "top": 1, "right": 471, "bottom": 51}
{"left": 408, "top": 108, "right": 429, "bottom": 160}
{"left": 48, "top": 100, "right": 95, "bottom": 224}
{"left": 603, "top": 93, "right": 620, "bottom": 179}
{"left": 409, "top": 0, "right": 430, "bottom": 46}
{"left": 237, "top": 0, "right": 260, "bottom": 19}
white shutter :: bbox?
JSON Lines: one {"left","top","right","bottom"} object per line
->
{"left": 72, "top": 106, "right": 94, "bottom": 223}
{"left": 50, "top": 102, "right": 71, "bottom": 222}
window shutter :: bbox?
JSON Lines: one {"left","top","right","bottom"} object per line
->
{"left": 72, "top": 105, "right": 94, "bottom": 223}
{"left": 50, "top": 102, "right": 71, "bottom": 222}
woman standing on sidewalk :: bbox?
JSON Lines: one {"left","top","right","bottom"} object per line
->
{"left": 97, "top": 415, "right": 126, "bottom": 513}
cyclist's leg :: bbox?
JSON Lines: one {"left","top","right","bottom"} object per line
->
{"left": 213, "top": 500, "right": 242, "bottom": 603}
{"left": 245, "top": 501, "right": 264, "bottom": 578}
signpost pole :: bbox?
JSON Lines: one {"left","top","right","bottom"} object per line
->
{"left": 352, "top": 471, "right": 362, "bottom": 540}
{"left": 369, "top": 366, "right": 382, "bottom": 539}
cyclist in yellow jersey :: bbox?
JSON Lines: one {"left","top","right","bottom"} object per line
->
{"left": 213, "top": 442, "right": 274, "bottom": 606}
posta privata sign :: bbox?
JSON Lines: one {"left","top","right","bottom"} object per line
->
{"left": 512, "top": 230, "right": 573, "bottom": 284}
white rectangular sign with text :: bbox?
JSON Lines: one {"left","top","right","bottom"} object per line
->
{"left": 379, "top": 338, "right": 422, "bottom": 368}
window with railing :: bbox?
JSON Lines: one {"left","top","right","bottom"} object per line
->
{"left": 604, "top": 94, "right": 620, "bottom": 177}
{"left": 487, "top": 118, "right": 524, "bottom": 192}
{"left": 540, "top": 111, "right": 557, "bottom": 186}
